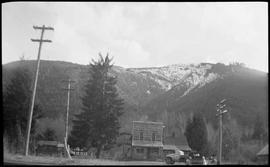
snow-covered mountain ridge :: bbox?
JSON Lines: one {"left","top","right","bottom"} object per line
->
{"left": 126, "top": 63, "right": 220, "bottom": 96}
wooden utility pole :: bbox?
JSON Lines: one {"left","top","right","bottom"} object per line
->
{"left": 25, "top": 25, "right": 54, "bottom": 156}
{"left": 62, "top": 79, "right": 75, "bottom": 160}
{"left": 216, "top": 99, "right": 228, "bottom": 165}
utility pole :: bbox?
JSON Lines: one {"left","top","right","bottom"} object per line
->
{"left": 62, "top": 78, "right": 75, "bottom": 160}
{"left": 25, "top": 25, "right": 54, "bottom": 156}
{"left": 216, "top": 99, "right": 228, "bottom": 165}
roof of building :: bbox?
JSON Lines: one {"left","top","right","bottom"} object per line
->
{"left": 38, "top": 140, "right": 57, "bottom": 146}
{"left": 163, "top": 144, "right": 191, "bottom": 151}
{"left": 163, "top": 145, "right": 178, "bottom": 150}
{"left": 163, "top": 136, "right": 191, "bottom": 151}
{"left": 257, "top": 144, "right": 268, "bottom": 156}
{"left": 133, "top": 121, "right": 164, "bottom": 125}
{"left": 57, "top": 143, "right": 65, "bottom": 148}
{"left": 132, "top": 140, "right": 163, "bottom": 147}
{"left": 37, "top": 140, "right": 64, "bottom": 147}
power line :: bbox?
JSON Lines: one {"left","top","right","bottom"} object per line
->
{"left": 25, "top": 25, "right": 54, "bottom": 156}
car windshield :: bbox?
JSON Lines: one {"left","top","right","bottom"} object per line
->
{"left": 164, "top": 150, "right": 175, "bottom": 154}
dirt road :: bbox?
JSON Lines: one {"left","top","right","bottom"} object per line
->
{"left": 4, "top": 154, "right": 184, "bottom": 165}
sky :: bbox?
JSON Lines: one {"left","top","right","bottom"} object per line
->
{"left": 2, "top": 2, "right": 268, "bottom": 72}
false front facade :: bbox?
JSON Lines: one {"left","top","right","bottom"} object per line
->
{"left": 131, "top": 121, "right": 164, "bottom": 161}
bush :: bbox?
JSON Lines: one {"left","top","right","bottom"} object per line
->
{"left": 4, "top": 135, "right": 10, "bottom": 155}
{"left": 113, "top": 152, "right": 124, "bottom": 161}
{"left": 226, "top": 148, "right": 240, "bottom": 163}
{"left": 239, "top": 141, "right": 261, "bottom": 163}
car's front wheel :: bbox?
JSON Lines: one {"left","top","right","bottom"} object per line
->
{"left": 165, "top": 157, "right": 175, "bottom": 165}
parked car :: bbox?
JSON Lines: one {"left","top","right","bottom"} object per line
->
{"left": 186, "top": 153, "right": 207, "bottom": 165}
{"left": 165, "top": 148, "right": 187, "bottom": 164}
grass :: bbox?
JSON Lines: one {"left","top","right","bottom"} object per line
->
{"left": 4, "top": 153, "right": 72, "bottom": 165}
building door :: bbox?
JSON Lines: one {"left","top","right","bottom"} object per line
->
{"left": 147, "top": 147, "right": 150, "bottom": 160}
{"left": 149, "top": 147, "right": 159, "bottom": 160}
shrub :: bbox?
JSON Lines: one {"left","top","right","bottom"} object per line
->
{"left": 239, "top": 141, "right": 261, "bottom": 163}
{"left": 4, "top": 135, "right": 10, "bottom": 155}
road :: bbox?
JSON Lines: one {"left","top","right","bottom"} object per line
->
{"left": 4, "top": 159, "right": 58, "bottom": 165}
{"left": 4, "top": 154, "right": 189, "bottom": 166}
{"left": 4, "top": 159, "right": 186, "bottom": 165}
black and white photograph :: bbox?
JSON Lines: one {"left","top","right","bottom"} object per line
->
{"left": 2, "top": 2, "right": 268, "bottom": 165}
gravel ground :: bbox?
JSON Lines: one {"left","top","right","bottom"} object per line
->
{"left": 4, "top": 153, "right": 175, "bottom": 165}
{"left": 4, "top": 153, "right": 68, "bottom": 165}
{"left": 69, "top": 159, "right": 167, "bottom": 165}
{"left": 5, "top": 154, "right": 244, "bottom": 165}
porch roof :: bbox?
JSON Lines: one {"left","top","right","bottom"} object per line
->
{"left": 163, "top": 145, "right": 178, "bottom": 150}
{"left": 257, "top": 144, "right": 268, "bottom": 156}
{"left": 132, "top": 140, "right": 163, "bottom": 147}
{"left": 37, "top": 140, "right": 64, "bottom": 148}
{"left": 37, "top": 140, "right": 58, "bottom": 146}
{"left": 133, "top": 121, "right": 164, "bottom": 125}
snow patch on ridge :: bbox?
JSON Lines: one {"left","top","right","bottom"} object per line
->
{"left": 128, "top": 63, "right": 217, "bottom": 94}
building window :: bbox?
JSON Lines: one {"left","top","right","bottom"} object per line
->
{"left": 155, "top": 134, "right": 161, "bottom": 141}
{"left": 133, "top": 135, "right": 139, "bottom": 140}
{"left": 145, "top": 136, "right": 151, "bottom": 141}
{"left": 133, "top": 130, "right": 140, "bottom": 140}
{"left": 136, "top": 148, "right": 144, "bottom": 153}
{"left": 133, "top": 133, "right": 139, "bottom": 140}
{"left": 150, "top": 148, "right": 159, "bottom": 154}
{"left": 152, "top": 133, "right": 156, "bottom": 141}
{"left": 140, "top": 131, "right": 143, "bottom": 141}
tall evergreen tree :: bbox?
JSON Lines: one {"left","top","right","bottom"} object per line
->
{"left": 3, "top": 66, "right": 43, "bottom": 153}
{"left": 252, "top": 114, "right": 265, "bottom": 140}
{"left": 69, "top": 53, "right": 124, "bottom": 158}
{"left": 221, "top": 126, "right": 237, "bottom": 160}
{"left": 184, "top": 112, "right": 208, "bottom": 155}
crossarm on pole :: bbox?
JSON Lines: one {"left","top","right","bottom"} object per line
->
{"left": 31, "top": 39, "right": 52, "bottom": 43}
{"left": 33, "top": 26, "right": 54, "bottom": 31}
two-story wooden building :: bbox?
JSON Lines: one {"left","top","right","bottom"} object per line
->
{"left": 131, "top": 121, "right": 164, "bottom": 161}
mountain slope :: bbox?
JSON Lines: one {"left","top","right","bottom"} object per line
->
{"left": 143, "top": 64, "right": 268, "bottom": 139}
{"left": 2, "top": 60, "right": 167, "bottom": 134}
{"left": 2, "top": 60, "right": 164, "bottom": 115}
{"left": 2, "top": 60, "right": 268, "bottom": 141}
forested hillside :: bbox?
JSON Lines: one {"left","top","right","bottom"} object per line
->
{"left": 2, "top": 60, "right": 268, "bottom": 150}
{"left": 144, "top": 65, "right": 268, "bottom": 140}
